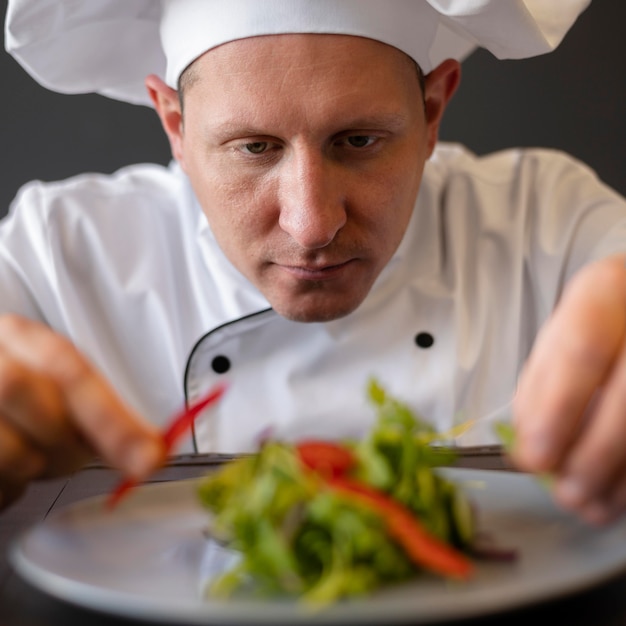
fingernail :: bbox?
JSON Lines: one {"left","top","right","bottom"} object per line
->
{"left": 519, "top": 432, "right": 555, "bottom": 469}
{"left": 555, "top": 476, "right": 587, "bottom": 508}
{"left": 127, "top": 439, "right": 164, "bottom": 478}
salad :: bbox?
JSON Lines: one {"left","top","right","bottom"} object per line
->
{"left": 197, "top": 379, "right": 481, "bottom": 605}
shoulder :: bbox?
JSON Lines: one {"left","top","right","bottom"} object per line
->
{"left": 424, "top": 142, "right": 625, "bottom": 216}
{"left": 425, "top": 142, "right": 617, "bottom": 195}
{"left": 427, "top": 142, "right": 603, "bottom": 187}
{"left": 8, "top": 161, "right": 188, "bottom": 220}
{"left": 1, "top": 161, "right": 200, "bottom": 281}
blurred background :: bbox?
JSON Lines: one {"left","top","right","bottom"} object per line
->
{"left": 1, "top": 0, "right": 625, "bottom": 217}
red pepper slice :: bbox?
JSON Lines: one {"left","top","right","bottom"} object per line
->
{"left": 106, "top": 382, "right": 228, "bottom": 510}
{"left": 325, "top": 475, "right": 473, "bottom": 580}
{"left": 294, "top": 443, "right": 472, "bottom": 578}
{"left": 295, "top": 440, "right": 356, "bottom": 478}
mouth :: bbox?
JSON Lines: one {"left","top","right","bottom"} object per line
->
{"left": 277, "top": 259, "right": 355, "bottom": 281}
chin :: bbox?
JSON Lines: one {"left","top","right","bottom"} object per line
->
{"left": 272, "top": 295, "right": 364, "bottom": 323}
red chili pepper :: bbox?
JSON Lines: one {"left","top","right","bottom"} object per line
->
{"left": 295, "top": 440, "right": 356, "bottom": 478}
{"left": 106, "top": 382, "right": 228, "bottom": 510}
{"left": 295, "top": 442, "right": 473, "bottom": 580}
{"left": 326, "top": 476, "right": 474, "bottom": 580}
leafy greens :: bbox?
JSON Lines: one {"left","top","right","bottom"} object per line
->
{"left": 197, "top": 378, "right": 477, "bottom": 605}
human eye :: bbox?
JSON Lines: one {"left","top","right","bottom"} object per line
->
{"left": 241, "top": 141, "right": 270, "bottom": 155}
{"left": 335, "top": 134, "right": 380, "bottom": 151}
{"left": 231, "top": 139, "right": 283, "bottom": 161}
{"left": 345, "top": 135, "right": 377, "bottom": 148}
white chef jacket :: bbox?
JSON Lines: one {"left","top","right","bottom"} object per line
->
{"left": 1, "top": 143, "right": 625, "bottom": 452}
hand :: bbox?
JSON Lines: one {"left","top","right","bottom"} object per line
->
{"left": 512, "top": 254, "right": 626, "bottom": 525}
{"left": 0, "top": 315, "right": 165, "bottom": 510}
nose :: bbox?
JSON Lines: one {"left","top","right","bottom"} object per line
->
{"left": 277, "top": 148, "right": 347, "bottom": 249}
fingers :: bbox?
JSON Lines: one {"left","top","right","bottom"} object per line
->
{"left": 0, "top": 417, "right": 46, "bottom": 482}
{"left": 0, "top": 316, "right": 165, "bottom": 495}
{"left": 0, "top": 348, "right": 72, "bottom": 448}
{"left": 552, "top": 349, "right": 626, "bottom": 524}
{"left": 513, "top": 255, "right": 626, "bottom": 523}
{"left": 0, "top": 392, "right": 48, "bottom": 511}
{"left": 0, "top": 343, "right": 98, "bottom": 481}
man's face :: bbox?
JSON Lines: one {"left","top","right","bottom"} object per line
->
{"left": 178, "top": 34, "right": 432, "bottom": 322}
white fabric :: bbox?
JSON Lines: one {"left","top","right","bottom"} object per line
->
{"left": 1, "top": 143, "right": 625, "bottom": 452}
{"left": 4, "top": 0, "right": 591, "bottom": 106}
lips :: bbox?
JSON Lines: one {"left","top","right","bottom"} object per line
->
{"left": 278, "top": 259, "right": 354, "bottom": 280}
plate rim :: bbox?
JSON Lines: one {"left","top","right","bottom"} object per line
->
{"left": 10, "top": 468, "right": 626, "bottom": 625}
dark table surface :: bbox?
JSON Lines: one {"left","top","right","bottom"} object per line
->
{"left": 1, "top": 449, "right": 625, "bottom": 626}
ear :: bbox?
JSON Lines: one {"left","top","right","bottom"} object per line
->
{"left": 423, "top": 59, "right": 461, "bottom": 158}
{"left": 145, "top": 74, "right": 185, "bottom": 165}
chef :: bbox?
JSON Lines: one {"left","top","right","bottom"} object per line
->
{"left": 2, "top": 0, "right": 626, "bottom": 524}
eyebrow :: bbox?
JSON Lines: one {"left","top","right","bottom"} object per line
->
{"left": 211, "top": 112, "right": 411, "bottom": 142}
{"left": 336, "top": 112, "right": 411, "bottom": 131}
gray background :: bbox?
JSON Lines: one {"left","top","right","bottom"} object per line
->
{"left": 1, "top": 0, "right": 625, "bottom": 217}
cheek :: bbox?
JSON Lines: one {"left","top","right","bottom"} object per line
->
{"left": 186, "top": 164, "right": 276, "bottom": 263}
{"left": 183, "top": 148, "right": 242, "bottom": 221}
{"left": 364, "top": 163, "right": 422, "bottom": 235}
{"left": 183, "top": 138, "right": 268, "bottom": 218}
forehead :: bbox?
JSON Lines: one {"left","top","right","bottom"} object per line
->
{"left": 181, "top": 33, "right": 421, "bottom": 106}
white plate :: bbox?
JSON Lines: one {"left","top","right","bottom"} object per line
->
{"left": 10, "top": 468, "right": 626, "bottom": 624}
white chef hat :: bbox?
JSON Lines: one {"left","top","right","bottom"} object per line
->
{"left": 5, "top": 0, "right": 591, "bottom": 107}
